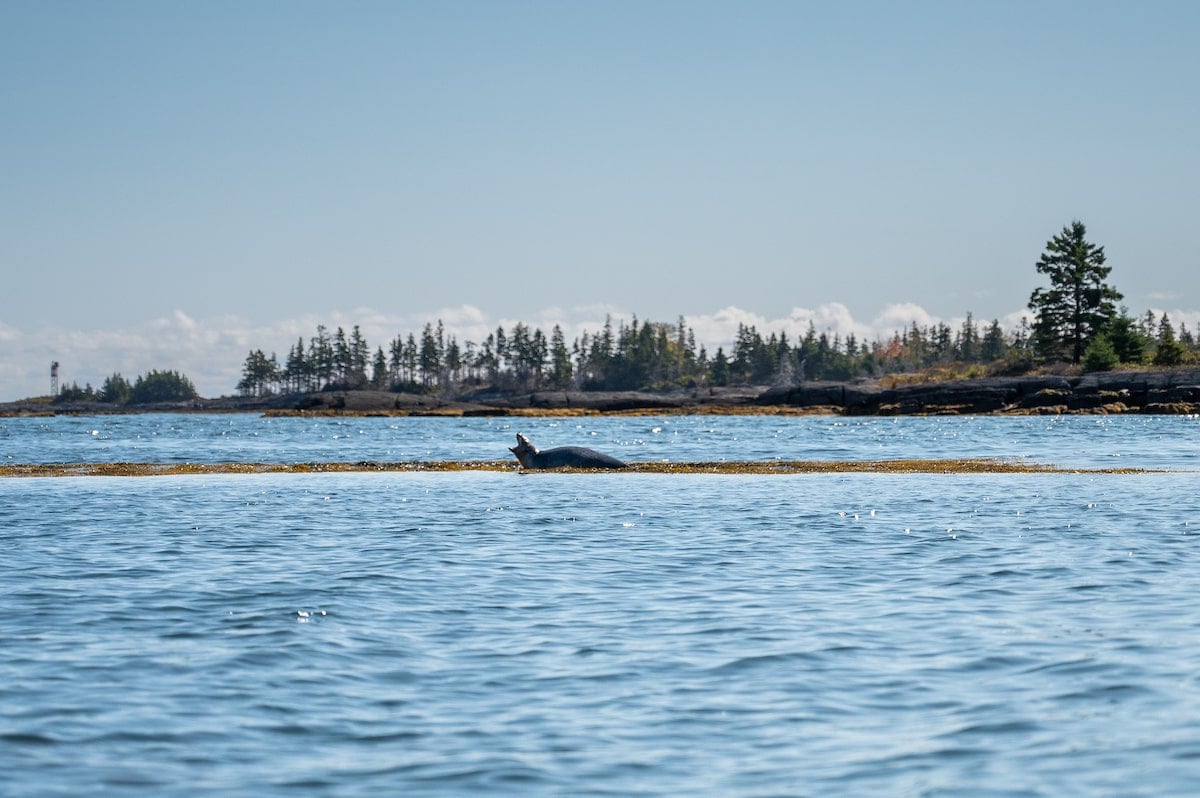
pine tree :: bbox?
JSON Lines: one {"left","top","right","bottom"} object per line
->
{"left": 981, "top": 319, "right": 1007, "bottom": 361}
{"left": 1083, "top": 334, "right": 1119, "bottom": 372}
{"left": 549, "top": 325, "right": 572, "bottom": 388}
{"left": 349, "top": 325, "right": 370, "bottom": 388}
{"left": 444, "top": 337, "right": 462, "bottom": 388}
{"left": 133, "top": 369, "right": 199, "bottom": 403}
{"left": 1107, "top": 310, "right": 1146, "bottom": 364}
{"left": 711, "top": 347, "right": 730, "bottom": 386}
{"left": 371, "top": 346, "right": 388, "bottom": 389}
{"left": 1028, "top": 220, "right": 1122, "bottom": 363}
{"left": 310, "top": 325, "right": 334, "bottom": 389}
{"left": 403, "top": 333, "right": 418, "bottom": 384}
{"left": 957, "top": 313, "right": 979, "bottom": 362}
{"left": 333, "top": 327, "right": 351, "bottom": 384}
{"left": 1153, "top": 314, "right": 1188, "bottom": 366}
{"left": 419, "top": 323, "right": 440, "bottom": 387}
{"left": 284, "top": 338, "right": 308, "bottom": 391}
{"left": 99, "top": 373, "right": 132, "bottom": 404}
{"left": 1180, "top": 323, "right": 1195, "bottom": 348}
{"left": 388, "top": 336, "right": 404, "bottom": 385}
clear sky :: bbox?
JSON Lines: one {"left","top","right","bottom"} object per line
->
{"left": 2, "top": 1, "right": 1198, "bottom": 399}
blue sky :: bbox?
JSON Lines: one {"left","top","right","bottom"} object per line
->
{"left": 2, "top": 1, "right": 1198, "bottom": 399}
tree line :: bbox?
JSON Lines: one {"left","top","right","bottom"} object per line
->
{"left": 47, "top": 221, "right": 1192, "bottom": 404}
{"left": 56, "top": 369, "right": 199, "bottom": 405}
{"left": 236, "top": 221, "right": 1197, "bottom": 398}
{"left": 236, "top": 305, "right": 1195, "bottom": 399}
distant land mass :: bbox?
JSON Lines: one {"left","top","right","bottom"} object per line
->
{"left": 4, "top": 368, "right": 1199, "bottom": 418}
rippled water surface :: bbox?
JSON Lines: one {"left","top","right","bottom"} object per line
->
{"left": 3, "top": 412, "right": 1199, "bottom": 468}
{"left": 2, "top": 414, "right": 1199, "bottom": 796}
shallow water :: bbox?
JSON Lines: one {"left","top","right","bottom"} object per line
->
{"left": 2, "top": 412, "right": 1198, "bottom": 469}
{"left": 2, "top": 415, "right": 1199, "bottom": 796}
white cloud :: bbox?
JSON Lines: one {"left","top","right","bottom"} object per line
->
{"left": 433, "top": 304, "right": 488, "bottom": 327}
{"left": 1001, "top": 308, "right": 1033, "bottom": 332}
{"left": 872, "top": 302, "right": 939, "bottom": 333}
{"left": 1146, "top": 307, "right": 1200, "bottom": 335}
{"left": 685, "top": 303, "right": 949, "bottom": 353}
{"left": 173, "top": 309, "right": 198, "bottom": 331}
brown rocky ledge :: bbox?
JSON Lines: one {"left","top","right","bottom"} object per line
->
{"left": 754, "top": 368, "right": 1200, "bottom": 416}
{"left": 0, "top": 459, "right": 1162, "bottom": 478}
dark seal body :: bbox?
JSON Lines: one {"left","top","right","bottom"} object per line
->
{"left": 509, "top": 433, "right": 627, "bottom": 470}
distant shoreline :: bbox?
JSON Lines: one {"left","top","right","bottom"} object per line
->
{"left": 4, "top": 368, "right": 1199, "bottom": 418}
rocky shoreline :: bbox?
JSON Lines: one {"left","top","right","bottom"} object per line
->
{"left": 757, "top": 367, "right": 1200, "bottom": 416}
{"left": 4, "top": 368, "right": 1200, "bottom": 418}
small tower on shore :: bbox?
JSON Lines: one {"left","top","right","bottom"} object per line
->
{"left": 51, "top": 361, "right": 60, "bottom": 397}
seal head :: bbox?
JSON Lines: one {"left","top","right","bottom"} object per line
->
{"left": 508, "top": 432, "right": 541, "bottom": 469}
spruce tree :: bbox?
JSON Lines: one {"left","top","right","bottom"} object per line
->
{"left": 1107, "top": 310, "right": 1146, "bottom": 364}
{"left": 100, "top": 373, "right": 132, "bottom": 403}
{"left": 372, "top": 347, "right": 388, "bottom": 389}
{"left": 1028, "top": 220, "right": 1122, "bottom": 363}
{"left": 549, "top": 325, "right": 573, "bottom": 388}
{"left": 1153, "top": 314, "right": 1188, "bottom": 366}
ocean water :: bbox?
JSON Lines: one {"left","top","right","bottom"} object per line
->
{"left": 2, "top": 414, "right": 1199, "bottom": 796}
{"left": 3, "top": 412, "right": 1198, "bottom": 469}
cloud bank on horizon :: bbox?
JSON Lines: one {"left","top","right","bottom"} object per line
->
{"left": 4, "top": 302, "right": 1200, "bottom": 402}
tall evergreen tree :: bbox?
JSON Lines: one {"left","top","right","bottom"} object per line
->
{"left": 419, "top": 323, "right": 440, "bottom": 387}
{"left": 494, "top": 326, "right": 508, "bottom": 377}
{"left": 981, "top": 319, "right": 1007, "bottom": 361}
{"left": 310, "top": 325, "right": 334, "bottom": 389}
{"left": 237, "top": 350, "right": 278, "bottom": 397}
{"left": 957, "top": 313, "right": 979, "bottom": 362}
{"left": 549, "top": 325, "right": 572, "bottom": 388}
{"left": 333, "top": 326, "right": 351, "bottom": 384}
{"left": 444, "top": 337, "right": 462, "bottom": 387}
{"left": 388, "top": 336, "right": 404, "bottom": 385}
{"left": 1153, "top": 313, "right": 1188, "bottom": 366}
{"left": 531, "top": 328, "right": 548, "bottom": 384}
{"left": 349, "top": 325, "right": 370, "bottom": 387}
{"left": 480, "top": 333, "right": 498, "bottom": 383}
{"left": 711, "top": 347, "right": 730, "bottom": 386}
{"left": 1028, "top": 220, "right": 1122, "bottom": 363}
{"left": 284, "top": 338, "right": 308, "bottom": 391}
{"left": 1179, "top": 323, "right": 1195, "bottom": 348}
{"left": 403, "top": 333, "right": 418, "bottom": 384}
{"left": 99, "top": 373, "right": 132, "bottom": 404}
{"left": 371, "top": 346, "right": 388, "bottom": 389}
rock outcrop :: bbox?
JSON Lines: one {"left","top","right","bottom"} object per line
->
{"left": 756, "top": 368, "right": 1200, "bottom": 415}
{"left": 6, "top": 370, "right": 1199, "bottom": 417}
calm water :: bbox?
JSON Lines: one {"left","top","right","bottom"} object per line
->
{"left": 2, "top": 414, "right": 1199, "bottom": 796}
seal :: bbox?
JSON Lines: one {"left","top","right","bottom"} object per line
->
{"left": 508, "top": 432, "right": 627, "bottom": 470}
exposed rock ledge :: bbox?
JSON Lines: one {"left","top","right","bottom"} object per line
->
{"left": 4, "top": 369, "right": 1199, "bottom": 417}
{"left": 755, "top": 368, "right": 1200, "bottom": 416}
{"left": 232, "top": 370, "right": 1200, "bottom": 415}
